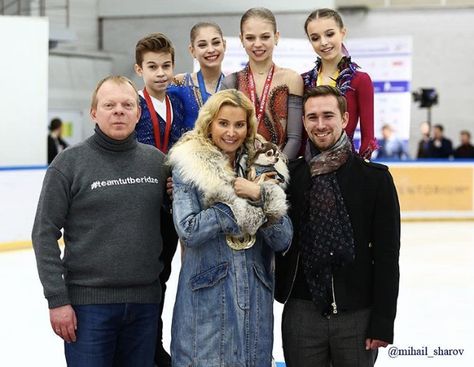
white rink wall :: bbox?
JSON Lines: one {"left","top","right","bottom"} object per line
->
{"left": 0, "top": 17, "right": 49, "bottom": 167}
{"left": 0, "top": 169, "right": 46, "bottom": 245}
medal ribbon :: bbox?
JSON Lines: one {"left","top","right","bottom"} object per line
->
{"left": 247, "top": 63, "right": 275, "bottom": 126}
{"left": 143, "top": 88, "right": 172, "bottom": 153}
{"left": 197, "top": 70, "right": 224, "bottom": 105}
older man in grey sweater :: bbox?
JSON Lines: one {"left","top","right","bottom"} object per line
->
{"left": 32, "top": 76, "right": 167, "bottom": 367}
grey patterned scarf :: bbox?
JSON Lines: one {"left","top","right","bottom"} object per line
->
{"left": 300, "top": 132, "right": 355, "bottom": 313}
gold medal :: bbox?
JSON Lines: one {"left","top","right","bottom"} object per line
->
{"left": 226, "top": 233, "right": 256, "bottom": 251}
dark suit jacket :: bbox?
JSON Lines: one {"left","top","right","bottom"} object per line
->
{"left": 428, "top": 137, "right": 453, "bottom": 158}
{"left": 417, "top": 138, "right": 431, "bottom": 158}
{"left": 275, "top": 154, "right": 400, "bottom": 343}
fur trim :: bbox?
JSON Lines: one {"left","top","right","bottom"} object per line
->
{"left": 168, "top": 135, "right": 266, "bottom": 234}
{"left": 261, "top": 182, "right": 288, "bottom": 222}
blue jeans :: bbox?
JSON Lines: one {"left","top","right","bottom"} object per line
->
{"left": 65, "top": 303, "right": 159, "bottom": 367}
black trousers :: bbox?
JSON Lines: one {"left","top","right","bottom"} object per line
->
{"left": 282, "top": 298, "right": 377, "bottom": 367}
{"left": 155, "top": 208, "right": 178, "bottom": 360}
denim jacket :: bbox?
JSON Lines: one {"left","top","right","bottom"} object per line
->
{"left": 168, "top": 135, "right": 292, "bottom": 367}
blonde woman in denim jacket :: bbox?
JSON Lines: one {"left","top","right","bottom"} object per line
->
{"left": 167, "top": 89, "right": 292, "bottom": 367}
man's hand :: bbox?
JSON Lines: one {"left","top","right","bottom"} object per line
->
{"left": 166, "top": 176, "right": 173, "bottom": 200}
{"left": 50, "top": 304, "right": 77, "bottom": 343}
{"left": 365, "top": 338, "right": 389, "bottom": 350}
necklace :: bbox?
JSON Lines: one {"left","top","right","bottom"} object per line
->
{"left": 252, "top": 65, "right": 272, "bottom": 75}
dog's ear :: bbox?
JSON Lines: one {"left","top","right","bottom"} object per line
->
{"left": 254, "top": 138, "right": 263, "bottom": 150}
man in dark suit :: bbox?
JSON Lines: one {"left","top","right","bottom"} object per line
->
{"left": 276, "top": 86, "right": 400, "bottom": 367}
{"left": 428, "top": 124, "right": 453, "bottom": 158}
{"left": 454, "top": 130, "right": 474, "bottom": 158}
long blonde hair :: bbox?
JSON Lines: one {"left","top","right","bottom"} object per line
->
{"left": 240, "top": 7, "right": 277, "bottom": 34}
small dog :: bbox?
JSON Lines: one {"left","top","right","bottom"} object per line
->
{"left": 247, "top": 137, "right": 287, "bottom": 186}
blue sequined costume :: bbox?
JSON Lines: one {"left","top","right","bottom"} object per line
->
{"left": 135, "top": 93, "right": 188, "bottom": 151}
{"left": 167, "top": 74, "right": 203, "bottom": 131}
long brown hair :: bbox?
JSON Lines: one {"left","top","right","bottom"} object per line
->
{"left": 304, "top": 8, "right": 344, "bottom": 36}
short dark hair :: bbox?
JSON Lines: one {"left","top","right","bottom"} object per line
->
{"left": 460, "top": 130, "right": 471, "bottom": 139}
{"left": 433, "top": 124, "right": 444, "bottom": 132}
{"left": 49, "top": 118, "right": 62, "bottom": 131}
{"left": 303, "top": 85, "right": 347, "bottom": 116}
{"left": 135, "top": 33, "right": 175, "bottom": 66}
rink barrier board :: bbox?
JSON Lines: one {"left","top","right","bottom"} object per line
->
{"left": 384, "top": 161, "right": 474, "bottom": 219}
{"left": 1, "top": 162, "right": 474, "bottom": 252}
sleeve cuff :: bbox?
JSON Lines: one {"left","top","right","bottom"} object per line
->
{"left": 213, "top": 202, "right": 240, "bottom": 235}
{"left": 47, "top": 293, "right": 71, "bottom": 309}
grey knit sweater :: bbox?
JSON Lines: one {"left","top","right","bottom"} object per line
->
{"left": 32, "top": 126, "right": 167, "bottom": 308}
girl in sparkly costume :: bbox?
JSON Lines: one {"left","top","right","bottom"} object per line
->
{"left": 302, "top": 8, "right": 377, "bottom": 159}
{"left": 168, "top": 22, "right": 226, "bottom": 129}
{"left": 222, "top": 7, "right": 303, "bottom": 160}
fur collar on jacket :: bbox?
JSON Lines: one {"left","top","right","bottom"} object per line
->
{"left": 168, "top": 134, "right": 288, "bottom": 235}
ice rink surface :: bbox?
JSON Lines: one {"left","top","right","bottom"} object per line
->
{"left": 1, "top": 221, "right": 472, "bottom": 366}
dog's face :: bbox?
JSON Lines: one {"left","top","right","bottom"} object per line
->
{"left": 254, "top": 139, "right": 280, "bottom": 165}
